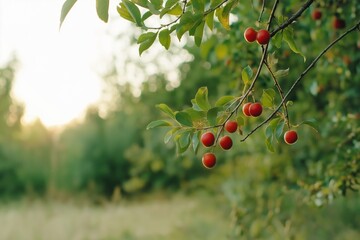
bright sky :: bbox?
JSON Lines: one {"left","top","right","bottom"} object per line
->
{"left": 0, "top": 0, "right": 119, "bottom": 127}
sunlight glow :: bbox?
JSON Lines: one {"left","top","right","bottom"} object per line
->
{"left": 0, "top": 0, "right": 115, "bottom": 127}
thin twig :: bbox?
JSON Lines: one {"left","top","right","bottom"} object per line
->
{"left": 271, "top": 0, "right": 314, "bottom": 37}
{"left": 241, "top": 20, "right": 360, "bottom": 141}
{"left": 258, "top": 0, "right": 266, "bottom": 22}
{"left": 264, "top": 61, "right": 290, "bottom": 128}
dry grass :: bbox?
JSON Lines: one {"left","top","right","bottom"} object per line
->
{"left": 0, "top": 194, "right": 229, "bottom": 240}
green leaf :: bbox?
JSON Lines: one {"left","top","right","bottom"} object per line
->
{"left": 176, "top": 13, "right": 202, "bottom": 40}
{"left": 261, "top": 89, "right": 276, "bottom": 108}
{"left": 96, "top": 0, "right": 109, "bottom": 23}
{"left": 242, "top": 65, "right": 253, "bottom": 85}
{"left": 150, "top": 0, "right": 163, "bottom": 10}
{"left": 275, "top": 120, "right": 285, "bottom": 141}
{"left": 283, "top": 28, "right": 306, "bottom": 62}
{"left": 184, "top": 108, "right": 206, "bottom": 121}
{"left": 156, "top": 103, "right": 175, "bottom": 118}
{"left": 194, "top": 21, "right": 205, "bottom": 47}
{"left": 123, "top": 0, "right": 143, "bottom": 26}
{"left": 302, "top": 119, "right": 319, "bottom": 132}
{"left": 117, "top": 3, "right": 136, "bottom": 23}
{"left": 133, "top": 0, "right": 149, "bottom": 8}
{"left": 265, "top": 117, "right": 280, "bottom": 138}
{"left": 159, "top": 29, "right": 171, "bottom": 50}
{"left": 165, "top": 0, "right": 178, "bottom": 8}
{"left": 216, "top": 0, "right": 237, "bottom": 30}
{"left": 175, "top": 112, "right": 193, "bottom": 127}
{"left": 192, "top": 0, "right": 205, "bottom": 12}
{"left": 265, "top": 137, "right": 275, "bottom": 153}
{"left": 207, "top": 107, "right": 221, "bottom": 126}
{"left": 138, "top": 32, "right": 158, "bottom": 55}
{"left": 176, "top": 131, "right": 192, "bottom": 154}
{"left": 272, "top": 32, "right": 283, "bottom": 48}
{"left": 205, "top": 11, "right": 214, "bottom": 30}
{"left": 192, "top": 131, "right": 201, "bottom": 153}
{"left": 60, "top": 0, "right": 78, "bottom": 28}
{"left": 142, "top": 11, "right": 153, "bottom": 21}
{"left": 167, "top": 4, "right": 182, "bottom": 16}
{"left": 164, "top": 129, "right": 174, "bottom": 144}
{"left": 236, "top": 115, "right": 245, "bottom": 126}
{"left": 274, "top": 68, "right": 289, "bottom": 79}
{"left": 146, "top": 120, "right": 172, "bottom": 129}
{"left": 195, "top": 87, "right": 211, "bottom": 111}
{"left": 215, "top": 95, "right": 235, "bottom": 107}
{"left": 210, "top": 0, "right": 223, "bottom": 8}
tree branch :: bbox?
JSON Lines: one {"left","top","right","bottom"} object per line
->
{"left": 270, "top": 0, "right": 314, "bottom": 37}
{"left": 241, "top": 20, "right": 360, "bottom": 142}
{"left": 264, "top": 61, "right": 290, "bottom": 128}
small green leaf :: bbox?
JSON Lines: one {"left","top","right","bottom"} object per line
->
{"left": 261, "top": 89, "right": 276, "bottom": 108}
{"left": 265, "top": 118, "right": 280, "bottom": 138}
{"left": 283, "top": 28, "right": 306, "bottom": 62}
{"left": 156, "top": 103, "right": 175, "bottom": 118}
{"left": 175, "top": 112, "right": 193, "bottom": 127}
{"left": 142, "top": 11, "right": 153, "bottom": 21}
{"left": 194, "top": 21, "right": 205, "bottom": 47}
{"left": 275, "top": 120, "right": 285, "bottom": 141}
{"left": 302, "top": 119, "right": 319, "bottom": 132}
{"left": 146, "top": 120, "right": 172, "bottom": 129}
{"left": 165, "top": 0, "right": 178, "bottom": 8}
{"left": 265, "top": 137, "right": 275, "bottom": 153}
{"left": 164, "top": 128, "right": 179, "bottom": 144}
{"left": 133, "top": 0, "right": 149, "bottom": 8}
{"left": 205, "top": 11, "right": 214, "bottom": 30}
{"left": 192, "top": 0, "right": 205, "bottom": 12}
{"left": 184, "top": 108, "right": 206, "bottom": 121}
{"left": 272, "top": 32, "right": 283, "bottom": 48}
{"left": 236, "top": 115, "right": 245, "bottom": 126}
{"left": 60, "top": 0, "right": 78, "bottom": 28}
{"left": 192, "top": 131, "right": 201, "bottom": 153}
{"left": 159, "top": 29, "right": 171, "bottom": 50}
{"left": 176, "top": 13, "right": 202, "bottom": 40}
{"left": 176, "top": 131, "right": 192, "bottom": 154}
{"left": 123, "top": 0, "right": 143, "bottom": 26}
{"left": 215, "top": 95, "right": 235, "bottom": 107}
{"left": 117, "top": 3, "right": 136, "bottom": 23}
{"left": 207, "top": 107, "right": 221, "bottom": 126}
{"left": 138, "top": 32, "right": 158, "bottom": 55}
{"left": 216, "top": 0, "right": 237, "bottom": 30}
{"left": 274, "top": 68, "right": 289, "bottom": 79}
{"left": 195, "top": 87, "right": 211, "bottom": 111}
{"left": 96, "top": 0, "right": 109, "bottom": 23}
{"left": 242, "top": 65, "right": 253, "bottom": 85}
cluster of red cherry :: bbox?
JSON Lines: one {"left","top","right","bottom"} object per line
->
{"left": 201, "top": 102, "right": 298, "bottom": 169}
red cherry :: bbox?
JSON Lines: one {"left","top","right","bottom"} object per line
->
{"left": 219, "top": 136, "right": 233, "bottom": 150}
{"left": 256, "top": 29, "right": 270, "bottom": 45}
{"left": 244, "top": 27, "right": 257, "bottom": 43}
{"left": 201, "top": 132, "right": 215, "bottom": 147}
{"left": 332, "top": 17, "right": 346, "bottom": 29}
{"left": 242, "top": 103, "right": 252, "bottom": 117}
{"left": 202, "top": 153, "right": 216, "bottom": 169}
{"left": 284, "top": 130, "right": 298, "bottom": 145}
{"left": 225, "top": 120, "right": 238, "bottom": 133}
{"left": 312, "top": 9, "right": 322, "bottom": 20}
{"left": 249, "top": 103, "right": 263, "bottom": 117}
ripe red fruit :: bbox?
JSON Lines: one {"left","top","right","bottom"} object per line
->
{"left": 225, "top": 120, "right": 238, "bottom": 133}
{"left": 242, "top": 103, "right": 252, "bottom": 116}
{"left": 284, "top": 130, "right": 298, "bottom": 145}
{"left": 220, "top": 136, "right": 233, "bottom": 150}
{"left": 201, "top": 132, "right": 215, "bottom": 147}
{"left": 332, "top": 17, "right": 346, "bottom": 29}
{"left": 249, "top": 102, "right": 263, "bottom": 117}
{"left": 244, "top": 27, "right": 257, "bottom": 43}
{"left": 256, "top": 29, "right": 270, "bottom": 45}
{"left": 202, "top": 153, "right": 216, "bottom": 169}
{"left": 312, "top": 9, "right": 322, "bottom": 20}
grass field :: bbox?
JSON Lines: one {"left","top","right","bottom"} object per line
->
{"left": 0, "top": 194, "right": 230, "bottom": 240}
